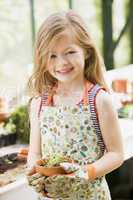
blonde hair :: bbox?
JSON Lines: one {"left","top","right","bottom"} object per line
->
{"left": 28, "top": 10, "right": 108, "bottom": 97}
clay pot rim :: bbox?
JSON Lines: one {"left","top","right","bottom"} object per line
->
{"left": 35, "top": 164, "right": 67, "bottom": 176}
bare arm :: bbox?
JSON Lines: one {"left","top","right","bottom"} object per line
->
{"left": 27, "top": 97, "right": 42, "bottom": 168}
{"left": 92, "top": 90, "right": 124, "bottom": 178}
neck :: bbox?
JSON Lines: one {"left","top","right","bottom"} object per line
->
{"left": 57, "top": 78, "right": 85, "bottom": 96}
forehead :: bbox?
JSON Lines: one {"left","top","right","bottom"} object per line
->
{"left": 48, "top": 29, "right": 78, "bottom": 52}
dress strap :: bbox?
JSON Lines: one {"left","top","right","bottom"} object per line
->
{"left": 39, "top": 80, "right": 92, "bottom": 110}
{"left": 88, "top": 84, "right": 107, "bottom": 153}
{"left": 83, "top": 80, "right": 93, "bottom": 106}
{"left": 38, "top": 92, "right": 49, "bottom": 117}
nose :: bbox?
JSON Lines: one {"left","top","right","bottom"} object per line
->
{"left": 55, "top": 55, "right": 68, "bottom": 68}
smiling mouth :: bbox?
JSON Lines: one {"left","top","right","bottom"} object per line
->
{"left": 56, "top": 67, "right": 74, "bottom": 74}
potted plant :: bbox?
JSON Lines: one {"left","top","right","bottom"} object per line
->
{"left": 0, "top": 105, "right": 30, "bottom": 147}
{"left": 35, "top": 154, "right": 73, "bottom": 176}
{"left": 0, "top": 122, "right": 16, "bottom": 147}
{"left": 4, "top": 105, "right": 30, "bottom": 144}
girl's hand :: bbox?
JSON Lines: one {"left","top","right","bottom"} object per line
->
{"left": 60, "top": 162, "right": 88, "bottom": 180}
{"left": 44, "top": 175, "right": 75, "bottom": 198}
{"left": 60, "top": 162, "right": 79, "bottom": 173}
{"left": 42, "top": 162, "right": 89, "bottom": 198}
{"left": 26, "top": 166, "right": 48, "bottom": 196}
{"left": 27, "top": 172, "right": 42, "bottom": 186}
{"left": 27, "top": 172, "right": 49, "bottom": 196}
{"left": 26, "top": 166, "right": 36, "bottom": 176}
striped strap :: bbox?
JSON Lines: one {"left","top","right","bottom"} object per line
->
{"left": 38, "top": 92, "right": 48, "bottom": 117}
{"left": 88, "top": 84, "right": 106, "bottom": 153}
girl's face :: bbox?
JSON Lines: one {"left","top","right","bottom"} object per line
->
{"left": 46, "top": 30, "right": 86, "bottom": 84}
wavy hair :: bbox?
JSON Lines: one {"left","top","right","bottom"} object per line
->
{"left": 27, "top": 10, "right": 108, "bottom": 97}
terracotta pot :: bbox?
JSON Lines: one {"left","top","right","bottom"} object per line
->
{"left": 0, "top": 113, "right": 9, "bottom": 122}
{"left": 18, "top": 148, "right": 28, "bottom": 155}
{"left": 35, "top": 165, "right": 66, "bottom": 176}
{"left": 36, "top": 159, "right": 45, "bottom": 166}
{"left": 121, "top": 100, "right": 133, "bottom": 106}
{"left": 17, "top": 153, "right": 27, "bottom": 161}
{"left": 112, "top": 79, "right": 128, "bottom": 93}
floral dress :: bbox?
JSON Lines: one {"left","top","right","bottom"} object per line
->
{"left": 38, "top": 82, "right": 111, "bottom": 200}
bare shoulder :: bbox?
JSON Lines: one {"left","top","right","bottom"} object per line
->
{"left": 96, "top": 89, "right": 113, "bottom": 108}
{"left": 30, "top": 96, "right": 41, "bottom": 109}
{"left": 95, "top": 89, "right": 117, "bottom": 117}
{"left": 29, "top": 96, "right": 41, "bottom": 117}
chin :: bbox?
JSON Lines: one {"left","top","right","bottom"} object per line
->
{"left": 54, "top": 76, "right": 73, "bottom": 83}
{"left": 57, "top": 79, "right": 72, "bottom": 83}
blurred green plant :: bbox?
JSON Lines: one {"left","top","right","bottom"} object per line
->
{"left": 118, "top": 104, "right": 133, "bottom": 119}
{"left": 4, "top": 105, "right": 30, "bottom": 143}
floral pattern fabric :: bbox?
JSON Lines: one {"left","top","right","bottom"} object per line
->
{"left": 39, "top": 85, "right": 111, "bottom": 200}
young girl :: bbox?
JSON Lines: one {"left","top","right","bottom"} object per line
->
{"left": 27, "top": 10, "right": 124, "bottom": 200}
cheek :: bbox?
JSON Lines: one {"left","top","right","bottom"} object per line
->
{"left": 78, "top": 54, "right": 85, "bottom": 68}
{"left": 46, "top": 62, "right": 54, "bottom": 71}
{"left": 45, "top": 56, "right": 55, "bottom": 71}
{"left": 69, "top": 56, "right": 85, "bottom": 69}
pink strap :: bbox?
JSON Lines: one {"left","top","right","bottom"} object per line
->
{"left": 38, "top": 98, "right": 42, "bottom": 117}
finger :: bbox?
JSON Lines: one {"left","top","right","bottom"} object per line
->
{"left": 31, "top": 176, "right": 45, "bottom": 186}
{"left": 32, "top": 179, "right": 45, "bottom": 193}
{"left": 27, "top": 174, "right": 44, "bottom": 186}
{"left": 44, "top": 192, "right": 53, "bottom": 198}
{"left": 60, "top": 162, "right": 79, "bottom": 173}
{"left": 29, "top": 173, "right": 42, "bottom": 180}
{"left": 34, "top": 183, "right": 45, "bottom": 193}
{"left": 41, "top": 191, "right": 51, "bottom": 198}
{"left": 26, "top": 166, "right": 36, "bottom": 176}
{"left": 36, "top": 159, "right": 45, "bottom": 166}
{"left": 27, "top": 174, "right": 41, "bottom": 185}
{"left": 33, "top": 185, "right": 42, "bottom": 193}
